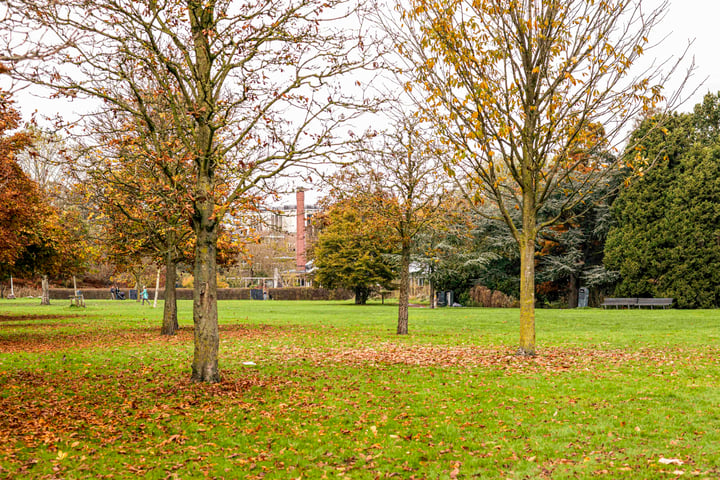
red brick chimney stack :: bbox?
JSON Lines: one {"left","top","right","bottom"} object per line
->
{"left": 296, "top": 189, "right": 306, "bottom": 272}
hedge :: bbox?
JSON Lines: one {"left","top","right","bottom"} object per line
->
{"left": 49, "top": 287, "right": 353, "bottom": 301}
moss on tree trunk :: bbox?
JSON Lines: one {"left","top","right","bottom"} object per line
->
{"left": 518, "top": 234, "right": 536, "bottom": 356}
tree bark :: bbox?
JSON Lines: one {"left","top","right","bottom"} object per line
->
{"left": 187, "top": 0, "right": 221, "bottom": 384}
{"left": 397, "top": 243, "right": 411, "bottom": 335}
{"left": 40, "top": 275, "right": 50, "bottom": 305}
{"left": 354, "top": 286, "right": 369, "bottom": 305}
{"left": 153, "top": 268, "right": 160, "bottom": 308}
{"left": 161, "top": 254, "right": 179, "bottom": 336}
{"left": 429, "top": 280, "right": 436, "bottom": 309}
{"left": 134, "top": 274, "right": 141, "bottom": 302}
{"left": 567, "top": 273, "right": 579, "bottom": 308}
{"left": 191, "top": 219, "right": 219, "bottom": 382}
{"left": 518, "top": 233, "right": 536, "bottom": 355}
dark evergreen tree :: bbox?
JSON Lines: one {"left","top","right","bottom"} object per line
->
{"left": 604, "top": 93, "right": 720, "bottom": 308}
{"left": 534, "top": 164, "right": 623, "bottom": 307}
{"left": 660, "top": 146, "right": 720, "bottom": 307}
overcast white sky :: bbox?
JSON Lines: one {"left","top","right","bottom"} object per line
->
{"left": 649, "top": 0, "right": 720, "bottom": 110}
{"left": 13, "top": 0, "right": 720, "bottom": 117}
{"left": 8, "top": 0, "right": 720, "bottom": 203}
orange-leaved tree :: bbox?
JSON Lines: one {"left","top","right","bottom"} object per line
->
{"left": 0, "top": 90, "right": 37, "bottom": 268}
{"left": 83, "top": 99, "right": 196, "bottom": 335}
{"left": 84, "top": 98, "right": 250, "bottom": 334}
{"left": 354, "top": 112, "right": 449, "bottom": 334}
{"left": 0, "top": 91, "right": 88, "bottom": 302}
{"left": 8, "top": 0, "right": 380, "bottom": 382}
{"left": 388, "top": 0, "right": 691, "bottom": 355}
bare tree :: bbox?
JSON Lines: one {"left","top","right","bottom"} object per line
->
{"left": 7, "top": 0, "right": 380, "bottom": 381}
{"left": 385, "top": 0, "right": 693, "bottom": 354}
{"left": 14, "top": 128, "right": 69, "bottom": 191}
{"left": 357, "top": 111, "right": 448, "bottom": 334}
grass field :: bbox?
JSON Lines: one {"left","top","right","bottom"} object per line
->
{"left": 0, "top": 299, "right": 719, "bottom": 479}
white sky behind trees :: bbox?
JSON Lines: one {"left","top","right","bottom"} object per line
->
{"left": 647, "top": 0, "right": 720, "bottom": 110}
{"left": 5, "top": 0, "right": 720, "bottom": 202}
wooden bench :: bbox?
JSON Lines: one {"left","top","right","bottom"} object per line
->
{"left": 637, "top": 298, "right": 673, "bottom": 309}
{"left": 600, "top": 297, "right": 638, "bottom": 309}
{"left": 601, "top": 297, "right": 673, "bottom": 309}
{"left": 69, "top": 294, "right": 86, "bottom": 308}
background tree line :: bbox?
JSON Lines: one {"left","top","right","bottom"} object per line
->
{"left": 0, "top": 0, "right": 705, "bottom": 376}
{"left": 310, "top": 92, "right": 720, "bottom": 311}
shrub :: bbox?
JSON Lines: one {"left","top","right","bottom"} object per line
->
{"left": 469, "top": 285, "right": 517, "bottom": 308}
{"left": 47, "top": 287, "right": 352, "bottom": 301}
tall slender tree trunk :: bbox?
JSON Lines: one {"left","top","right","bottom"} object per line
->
{"left": 153, "top": 268, "right": 160, "bottom": 308}
{"left": 397, "top": 242, "right": 411, "bottom": 335}
{"left": 429, "top": 275, "right": 436, "bottom": 309}
{"left": 189, "top": 0, "right": 221, "bottom": 384}
{"left": 518, "top": 232, "right": 536, "bottom": 355}
{"left": 40, "top": 275, "right": 50, "bottom": 305}
{"left": 161, "top": 254, "right": 179, "bottom": 336}
{"left": 191, "top": 195, "right": 220, "bottom": 382}
{"left": 134, "top": 274, "right": 141, "bottom": 302}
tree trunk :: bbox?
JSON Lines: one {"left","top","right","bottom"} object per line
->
{"left": 429, "top": 281, "right": 436, "bottom": 309}
{"left": 567, "top": 273, "right": 579, "bottom": 308}
{"left": 518, "top": 233, "right": 536, "bottom": 355}
{"left": 161, "top": 255, "right": 179, "bottom": 336}
{"left": 153, "top": 267, "right": 160, "bottom": 308}
{"left": 188, "top": 1, "right": 221, "bottom": 383}
{"left": 134, "top": 274, "right": 141, "bottom": 302}
{"left": 397, "top": 243, "right": 411, "bottom": 335}
{"left": 40, "top": 275, "right": 50, "bottom": 305}
{"left": 354, "top": 286, "right": 369, "bottom": 305}
{"left": 191, "top": 211, "right": 220, "bottom": 383}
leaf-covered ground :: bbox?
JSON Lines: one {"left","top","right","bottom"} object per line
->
{"left": 0, "top": 300, "right": 719, "bottom": 479}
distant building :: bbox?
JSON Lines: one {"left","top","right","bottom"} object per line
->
{"left": 233, "top": 190, "right": 320, "bottom": 287}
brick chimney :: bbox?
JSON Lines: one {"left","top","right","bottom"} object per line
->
{"left": 296, "top": 189, "right": 306, "bottom": 272}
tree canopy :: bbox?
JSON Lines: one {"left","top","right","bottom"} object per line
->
{"left": 386, "top": 0, "right": 687, "bottom": 354}
{"left": 605, "top": 93, "right": 720, "bottom": 308}
{"left": 313, "top": 191, "right": 397, "bottom": 305}
{"left": 0, "top": 93, "right": 38, "bottom": 269}
{"left": 0, "top": 93, "right": 90, "bottom": 301}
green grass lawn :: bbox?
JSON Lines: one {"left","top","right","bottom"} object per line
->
{"left": 1, "top": 299, "right": 719, "bottom": 479}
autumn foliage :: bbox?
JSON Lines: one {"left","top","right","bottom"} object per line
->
{"left": 313, "top": 187, "right": 398, "bottom": 304}
{"left": 0, "top": 92, "right": 38, "bottom": 267}
{"left": 0, "top": 92, "right": 91, "bottom": 295}
{"left": 391, "top": 0, "right": 688, "bottom": 354}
